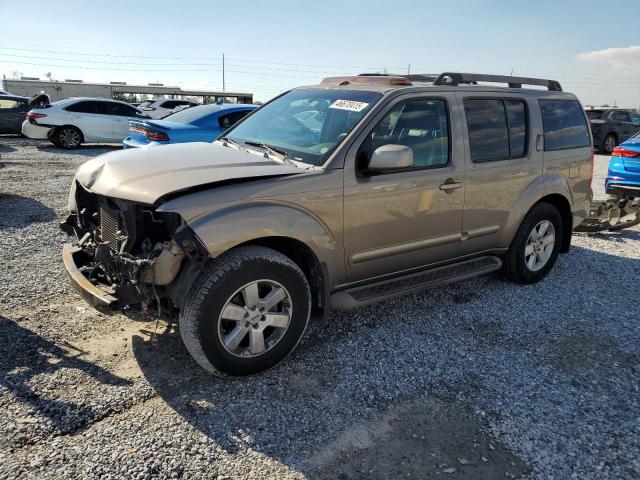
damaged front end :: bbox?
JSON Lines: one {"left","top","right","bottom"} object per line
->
{"left": 61, "top": 182, "right": 208, "bottom": 313}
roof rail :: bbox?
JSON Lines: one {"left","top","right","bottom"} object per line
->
{"left": 433, "top": 72, "right": 562, "bottom": 91}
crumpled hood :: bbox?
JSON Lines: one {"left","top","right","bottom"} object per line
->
{"left": 75, "top": 142, "right": 304, "bottom": 204}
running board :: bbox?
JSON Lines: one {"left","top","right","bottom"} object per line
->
{"left": 329, "top": 256, "right": 502, "bottom": 310}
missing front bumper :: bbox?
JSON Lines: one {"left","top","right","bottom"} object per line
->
{"left": 62, "top": 244, "right": 118, "bottom": 312}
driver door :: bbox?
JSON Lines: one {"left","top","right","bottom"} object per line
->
{"left": 343, "top": 94, "right": 465, "bottom": 283}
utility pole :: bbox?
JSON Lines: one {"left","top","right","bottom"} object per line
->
{"left": 222, "top": 54, "right": 225, "bottom": 92}
{"left": 408, "top": 64, "right": 410, "bottom": 75}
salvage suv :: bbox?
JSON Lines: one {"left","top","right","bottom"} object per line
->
{"left": 62, "top": 72, "right": 593, "bottom": 376}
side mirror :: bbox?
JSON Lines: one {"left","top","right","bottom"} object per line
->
{"left": 368, "top": 144, "right": 413, "bottom": 172}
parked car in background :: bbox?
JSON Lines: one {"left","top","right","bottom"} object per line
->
{"left": 0, "top": 93, "right": 50, "bottom": 134}
{"left": 62, "top": 72, "right": 593, "bottom": 376}
{"left": 22, "top": 97, "right": 149, "bottom": 149}
{"left": 586, "top": 108, "right": 640, "bottom": 154}
{"left": 123, "top": 103, "right": 256, "bottom": 148}
{"left": 606, "top": 131, "right": 640, "bottom": 198}
{"left": 138, "top": 98, "right": 199, "bottom": 118}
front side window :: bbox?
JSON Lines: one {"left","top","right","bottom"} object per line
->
{"left": 366, "top": 99, "right": 449, "bottom": 169}
{"left": 106, "top": 102, "right": 139, "bottom": 117}
{"left": 629, "top": 111, "right": 640, "bottom": 125}
{"left": 539, "top": 99, "right": 590, "bottom": 151}
{"left": 225, "top": 89, "right": 382, "bottom": 166}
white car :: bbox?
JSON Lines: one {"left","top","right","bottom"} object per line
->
{"left": 138, "top": 98, "right": 199, "bottom": 119}
{"left": 22, "top": 97, "right": 148, "bottom": 149}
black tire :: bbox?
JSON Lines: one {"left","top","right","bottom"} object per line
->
{"left": 603, "top": 133, "right": 617, "bottom": 154}
{"left": 55, "top": 126, "right": 83, "bottom": 149}
{"left": 179, "top": 246, "right": 311, "bottom": 377}
{"left": 502, "top": 202, "right": 563, "bottom": 284}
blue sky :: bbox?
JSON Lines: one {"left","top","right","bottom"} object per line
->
{"left": 1, "top": 0, "right": 639, "bottom": 105}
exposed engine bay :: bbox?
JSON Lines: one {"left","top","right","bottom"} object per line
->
{"left": 61, "top": 182, "right": 208, "bottom": 312}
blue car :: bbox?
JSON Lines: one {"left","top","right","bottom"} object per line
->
{"left": 606, "top": 131, "right": 640, "bottom": 198}
{"left": 123, "top": 103, "right": 256, "bottom": 148}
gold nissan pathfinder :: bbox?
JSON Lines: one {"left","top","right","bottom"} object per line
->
{"left": 62, "top": 72, "right": 593, "bottom": 376}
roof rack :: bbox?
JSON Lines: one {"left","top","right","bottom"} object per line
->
{"left": 321, "top": 75, "right": 412, "bottom": 86}
{"left": 433, "top": 72, "right": 562, "bottom": 91}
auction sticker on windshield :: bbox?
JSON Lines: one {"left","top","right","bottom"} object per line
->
{"left": 329, "top": 100, "right": 370, "bottom": 112}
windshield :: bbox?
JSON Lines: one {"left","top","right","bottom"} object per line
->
{"left": 164, "top": 104, "right": 221, "bottom": 123}
{"left": 586, "top": 110, "right": 604, "bottom": 120}
{"left": 224, "top": 88, "right": 382, "bottom": 166}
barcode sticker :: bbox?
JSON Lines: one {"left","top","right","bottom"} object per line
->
{"left": 329, "top": 100, "right": 370, "bottom": 112}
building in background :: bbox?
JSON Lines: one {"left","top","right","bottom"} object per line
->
{"left": 1, "top": 78, "right": 253, "bottom": 104}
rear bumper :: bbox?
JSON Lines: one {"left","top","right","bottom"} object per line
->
{"left": 21, "top": 120, "right": 50, "bottom": 139}
{"left": 62, "top": 244, "right": 118, "bottom": 312}
{"left": 605, "top": 157, "right": 640, "bottom": 195}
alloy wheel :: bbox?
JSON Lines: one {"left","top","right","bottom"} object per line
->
{"left": 217, "top": 280, "right": 292, "bottom": 357}
{"left": 524, "top": 220, "right": 556, "bottom": 271}
{"left": 59, "top": 128, "right": 80, "bottom": 148}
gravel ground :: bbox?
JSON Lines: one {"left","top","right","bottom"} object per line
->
{"left": 1, "top": 135, "right": 639, "bottom": 479}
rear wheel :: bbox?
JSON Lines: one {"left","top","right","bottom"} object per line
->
{"left": 603, "top": 134, "right": 617, "bottom": 154}
{"left": 179, "top": 246, "right": 311, "bottom": 377}
{"left": 55, "top": 126, "right": 82, "bottom": 149}
{"left": 503, "top": 202, "right": 563, "bottom": 284}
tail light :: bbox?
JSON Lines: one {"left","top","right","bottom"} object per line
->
{"left": 589, "top": 119, "right": 606, "bottom": 124}
{"left": 26, "top": 112, "right": 47, "bottom": 121}
{"left": 589, "top": 151, "right": 594, "bottom": 185}
{"left": 129, "top": 125, "right": 169, "bottom": 142}
{"left": 612, "top": 146, "right": 640, "bottom": 158}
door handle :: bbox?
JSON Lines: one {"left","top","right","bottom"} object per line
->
{"left": 439, "top": 179, "right": 463, "bottom": 191}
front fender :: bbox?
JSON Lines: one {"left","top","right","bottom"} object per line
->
{"left": 163, "top": 201, "right": 341, "bottom": 285}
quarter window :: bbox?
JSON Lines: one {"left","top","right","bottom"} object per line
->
{"left": 464, "top": 99, "right": 528, "bottom": 162}
{"left": 539, "top": 100, "right": 590, "bottom": 151}
{"left": 367, "top": 99, "right": 449, "bottom": 169}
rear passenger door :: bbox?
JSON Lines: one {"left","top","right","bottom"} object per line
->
{"left": 65, "top": 101, "right": 114, "bottom": 141}
{"left": 458, "top": 94, "right": 542, "bottom": 255}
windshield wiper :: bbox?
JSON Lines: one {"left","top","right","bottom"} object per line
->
{"left": 243, "top": 140, "right": 292, "bottom": 164}
{"left": 219, "top": 135, "right": 242, "bottom": 148}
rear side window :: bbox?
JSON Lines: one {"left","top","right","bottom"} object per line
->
{"left": 539, "top": 100, "right": 590, "bottom": 151}
{"left": 610, "top": 110, "right": 631, "bottom": 122}
{"left": 0, "top": 99, "right": 20, "bottom": 109}
{"left": 464, "top": 99, "right": 528, "bottom": 162}
{"left": 66, "top": 101, "right": 105, "bottom": 114}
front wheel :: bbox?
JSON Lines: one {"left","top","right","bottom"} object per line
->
{"left": 502, "top": 202, "right": 563, "bottom": 284}
{"left": 179, "top": 246, "right": 311, "bottom": 377}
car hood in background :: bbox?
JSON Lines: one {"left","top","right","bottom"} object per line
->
{"left": 75, "top": 142, "right": 305, "bottom": 204}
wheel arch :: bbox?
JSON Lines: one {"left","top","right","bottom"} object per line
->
{"left": 54, "top": 124, "right": 85, "bottom": 143}
{"left": 170, "top": 202, "right": 341, "bottom": 310}
{"left": 237, "top": 236, "right": 328, "bottom": 316}
{"left": 501, "top": 175, "right": 574, "bottom": 253}
{"left": 534, "top": 193, "right": 572, "bottom": 253}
